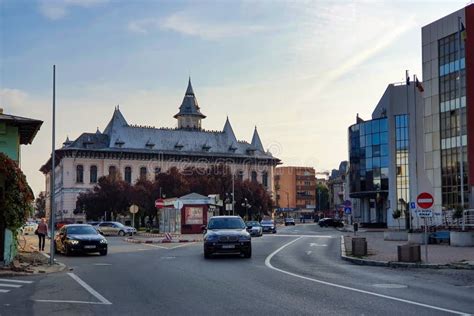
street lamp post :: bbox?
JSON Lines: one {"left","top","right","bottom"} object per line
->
{"left": 241, "top": 198, "right": 251, "bottom": 220}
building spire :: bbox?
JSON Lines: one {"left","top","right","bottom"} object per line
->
{"left": 251, "top": 126, "right": 264, "bottom": 152}
{"left": 174, "top": 77, "right": 206, "bottom": 129}
{"left": 223, "top": 116, "right": 237, "bottom": 142}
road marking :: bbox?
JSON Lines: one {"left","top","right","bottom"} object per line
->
{"left": 92, "top": 263, "right": 112, "bottom": 266}
{"left": 142, "top": 244, "right": 169, "bottom": 249}
{"left": 305, "top": 251, "right": 312, "bottom": 255}
{"left": 0, "top": 279, "right": 33, "bottom": 284}
{"left": 0, "top": 289, "right": 10, "bottom": 293}
{"left": 310, "top": 243, "right": 327, "bottom": 247}
{"left": 373, "top": 284, "right": 408, "bottom": 289}
{"left": 168, "top": 242, "right": 196, "bottom": 249}
{"left": 35, "top": 299, "right": 106, "bottom": 305}
{"left": 67, "top": 273, "right": 112, "bottom": 305}
{"left": 269, "top": 234, "right": 333, "bottom": 238}
{"left": 264, "top": 237, "right": 470, "bottom": 316}
{"left": 0, "top": 283, "right": 22, "bottom": 288}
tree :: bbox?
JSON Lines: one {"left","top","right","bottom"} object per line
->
{"left": 34, "top": 191, "right": 46, "bottom": 218}
{"left": 316, "top": 184, "right": 329, "bottom": 211}
{"left": 130, "top": 179, "right": 159, "bottom": 227}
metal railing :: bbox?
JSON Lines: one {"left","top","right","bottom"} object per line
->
{"left": 462, "top": 209, "right": 474, "bottom": 230}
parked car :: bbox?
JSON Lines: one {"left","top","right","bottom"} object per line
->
{"left": 54, "top": 224, "right": 108, "bottom": 256}
{"left": 284, "top": 218, "right": 296, "bottom": 226}
{"left": 318, "top": 218, "right": 344, "bottom": 228}
{"left": 20, "top": 222, "right": 38, "bottom": 235}
{"left": 260, "top": 219, "right": 277, "bottom": 233}
{"left": 87, "top": 221, "right": 101, "bottom": 227}
{"left": 203, "top": 216, "right": 252, "bottom": 259}
{"left": 96, "top": 221, "right": 137, "bottom": 236}
{"left": 245, "top": 221, "right": 263, "bottom": 237}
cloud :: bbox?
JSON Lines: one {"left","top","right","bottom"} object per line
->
{"left": 0, "top": 88, "right": 29, "bottom": 111}
{"left": 128, "top": 11, "right": 268, "bottom": 40}
{"left": 38, "top": 0, "right": 108, "bottom": 20}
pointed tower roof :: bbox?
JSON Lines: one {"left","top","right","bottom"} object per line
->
{"left": 223, "top": 116, "right": 237, "bottom": 142}
{"left": 103, "top": 106, "right": 128, "bottom": 135}
{"left": 174, "top": 78, "right": 206, "bottom": 119}
{"left": 251, "top": 126, "right": 264, "bottom": 152}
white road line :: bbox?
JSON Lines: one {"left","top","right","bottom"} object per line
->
{"left": 309, "top": 243, "right": 327, "bottom": 247}
{"left": 35, "top": 300, "right": 106, "bottom": 305}
{"left": 169, "top": 242, "right": 196, "bottom": 249}
{"left": 142, "top": 244, "right": 169, "bottom": 249}
{"left": 0, "top": 284, "right": 22, "bottom": 288}
{"left": 0, "top": 289, "right": 10, "bottom": 293}
{"left": 0, "top": 279, "right": 33, "bottom": 284}
{"left": 264, "top": 237, "right": 470, "bottom": 316}
{"left": 67, "top": 273, "right": 112, "bottom": 305}
{"left": 269, "top": 234, "right": 333, "bottom": 238}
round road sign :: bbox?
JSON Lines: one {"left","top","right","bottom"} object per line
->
{"left": 155, "top": 198, "right": 165, "bottom": 209}
{"left": 129, "top": 204, "right": 139, "bottom": 214}
{"left": 416, "top": 192, "right": 434, "bottom": 209}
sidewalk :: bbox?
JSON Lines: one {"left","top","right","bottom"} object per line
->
{"left": 0, "top": 234, "right": 66, "bottom": 277}
{"left": 341, "top": 231, "right": 474, "bottom": 269}
{"left": 125, "top": 232, "right": 203, "bottom": 244}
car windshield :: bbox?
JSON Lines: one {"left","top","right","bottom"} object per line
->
{"left": 113, "top": 222, "right": 125, "bottom": 227}
{"left": 261, "top": 221, "right": 273, "bottom": 225}
{"left": 246, "top": 221, "right": 260, "bottom": 226}
{"left": 208, "top": 218, "right": 246, "bottom": 230}
{"left": 67, "top": 226, "right": 98, "bottom": 235}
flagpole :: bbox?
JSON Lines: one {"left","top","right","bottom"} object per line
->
{"left": 405, "top": 70, "right": 411, "bottom": 230}
{"left": 413, "top": 74, "right": 418, "bottom": 229}
{"left": 457, "top": 16, "right": 465, "bottom": 230}
{"left": 50, "top": 65, "right": 56, "bottom": 265}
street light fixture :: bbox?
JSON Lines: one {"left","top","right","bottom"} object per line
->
{"left": 241, "top": 198, "right": 251, "bottom": 220}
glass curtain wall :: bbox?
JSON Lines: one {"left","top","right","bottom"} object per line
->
{"left": 395, "top": 115, "right": 410, "bottom": 216}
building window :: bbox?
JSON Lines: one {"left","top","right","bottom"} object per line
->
{"left": 251, "top": 171, "right": 257, "bottom": 183}
{"left": 154, "top": 167, "right": 161, "bottom": 181}
{"left": 109, "top": 166, "right": 117, "bottom": 179}
{"left": 140, "top": 167, "right": 147, "bottom": 180}
{"left": 125, "top": 167, "right": 132, "bottom": 184}
{"left": 395, "top": 114, "right": 410, "bottom": 214}
{"left": 90, "top": 165, "right": 97, "bottom": 183}
{"left": 237, "top": 170, "right": 244, "bottom": 181}
{"left": 76, "top": 165, "right": 84, "bottom": 183}
{"left": 262, "top": 172, "right": 268, "bottom": 188}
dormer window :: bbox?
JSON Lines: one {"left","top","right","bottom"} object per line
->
{"left": 146, "top": 140, "right": 155, "bottom": 149}
{"left": 229, "top": 145, "right": 237, "bottom": 153}
{"left": 175, "top": 143, "right": 184, "bottom": 150}
{"left": 247, "top": 148, "right": 256, "bottom": 155}
{"left": 115, "top": 138, "right": 125, "bottom": 148}
{"left": 202, "top": 144, "right": 211, "bottom": 152}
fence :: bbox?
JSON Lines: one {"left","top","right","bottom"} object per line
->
{"left": 462, "top": 209, "right": 474, "bottom": 230}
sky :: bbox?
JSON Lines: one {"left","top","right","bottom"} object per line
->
{"left": 0, "top": 0, "right": 469, "bottom": 197}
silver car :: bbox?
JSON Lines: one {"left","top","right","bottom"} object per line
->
{"left": 96, "top": 221, "right": 137, "bottom": 236}
{"left": 245, "top": 221, "right": 263, "bottom": 237}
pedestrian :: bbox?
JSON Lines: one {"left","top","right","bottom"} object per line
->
{"left": 36, "top": 218, "right": 48, "bottom": 251}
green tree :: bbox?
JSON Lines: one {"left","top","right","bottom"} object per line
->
{"left": 316, "top": 184, "right": 329, "bottom": 211}
{"left": 34, "top": 191, "right": 46, "bottom": 218}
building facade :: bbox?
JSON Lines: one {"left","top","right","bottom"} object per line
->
{"left": 274, "top": 166, "right": 316, "bottom": 211}
{"left": 40, "top": 79, "right": 279, "bottom": 220}
{"left": 327, "top": 161, "right": 348, "bottom": 216}
{"left": 421, "top": 4, "right": 474, "bottom": 210}
{"left": 348, "top": 84, "right": 428, "bottom": 228}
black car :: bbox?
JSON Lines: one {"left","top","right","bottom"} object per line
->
{"left": 318, "top": 218, "right": 344, "bottom": 228}
{"left": 203, "top": 216, "right": 251, "bottom": 259}
{"left": 260, "top": 220, "right": 277, "bottom": 233}
{"left": 284, "top": 218, "right": 296, "bottom": 226}
{"left": 54, "top": 224, "right": 108, "bottom": 256}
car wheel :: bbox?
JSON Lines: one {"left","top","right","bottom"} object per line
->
{"left": 99, "top": 249, "right": 107, "bottom": 256}
{"left": 243, "top": 247, "right": 252, "bottom": 258}
{"left": 118, "top": 230, "right": 125, "bottom": 236}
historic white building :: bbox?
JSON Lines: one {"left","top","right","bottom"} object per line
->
{"left": 41, "top": 79, "right": 280, "bottom": 220}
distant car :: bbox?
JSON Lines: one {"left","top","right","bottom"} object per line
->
{"left": 203, "top": 216, "right": 252, "bottom": 259}
{"left": 284, "top": 218, "right": 296, "bottom": 226}
{"left": 87, "top": 221, "right": 100, "bottom": 227}
{"left": 245, "top": 221, "right": 263, "bottom": 237}
{"left": 55, "top": 219, "right": 75, "bottom": 230}
{"left": 54, "top": 224, "right": 108, "bottom": 256}
{"left": 96, "top": 221, "right": 137, "bottom": 236}
{"left": 20, "top": 222, "right": 38, "bottom": 235}
{"left": 318, "top": 218, "right": 344, "bottom": 228}
{"left": 260, "top": 220, "right": 277, "bottom": 233}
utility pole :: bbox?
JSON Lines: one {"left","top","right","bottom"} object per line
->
{"left": 457, "top": 16, "right": 465, "bottom": 230}
{"left": 49, "top": 65, "right": 56, "bottom": 265}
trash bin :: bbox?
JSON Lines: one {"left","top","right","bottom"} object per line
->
{"left": 353, "top": 223, "right": 358, "bottom": 232}
{"left": 352, "top": 237, "right": 367, "bottom": 256}
{"left": 397, "top": 244, "right": 421, "bottom": 262}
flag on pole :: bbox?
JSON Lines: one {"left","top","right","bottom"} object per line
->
{"left": 461, "top": 22, "right": 467, "bottom": 41}
{"left": 406, "top": 70, "right": 410, "bottom": 85}
{"left": 415, "top": 76, "right": 424, "bottom": 93}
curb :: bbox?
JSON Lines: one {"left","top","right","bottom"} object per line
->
{"left": 0, "top": 252, "right": 67, "bottom": 277}
{"left": 340, "top": 236, "right": 474, "bottom": 270}
{"left": 124, "top": 237, "right": 202, "bottom": 244}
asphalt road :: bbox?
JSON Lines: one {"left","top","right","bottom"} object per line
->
{"left": 1, "top": 224, "right": 473, "bottom": 316}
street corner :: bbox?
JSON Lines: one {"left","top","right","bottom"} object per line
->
{"left": 0, "top": 251, "right": 67, "bottom": 277}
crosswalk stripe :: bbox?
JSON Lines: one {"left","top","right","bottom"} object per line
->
{"left": 0, "top": 283, "right": 22, "bottom": 288}
{"left": 0, "top": 289, "right": 10, "bottom": 293}
{"left": 0, "top": 278, "right": 33, "bottom": 284}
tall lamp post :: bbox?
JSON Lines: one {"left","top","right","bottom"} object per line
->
{"left": 242, "top": 198, "right": 251, "bottom": 220}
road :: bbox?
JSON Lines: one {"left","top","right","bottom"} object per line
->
{"left": 1, "top": 224, "right": 473, "bottom": 315}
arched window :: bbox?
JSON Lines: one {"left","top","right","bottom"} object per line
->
{"left": 109, "top": 165, "right": 117, "bottom": 179}
{"left": 140, "top": 167, "right": 147, "bottom": 180}
{"left": 251, "top": 171, "right": 257, "bottom": 183}
{"left": 125, "top": 167, "right": 132, "bottom": 184}
{"left": 76, "top": 165, "right": 84, "bottom": 183}
{"left": 154, "top": 167, "right": 161, "bottom": 181}
{"left": 262, "top": 172, "right": 268, "bottom": 188}
{"left": 90, "top": 165, "right": 97, "bottom": 183}
{"left": 237, "top": 170, "right": 244, "bottom": 181}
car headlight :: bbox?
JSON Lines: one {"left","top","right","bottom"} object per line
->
{"left": 100, "top": 239, "right": 107, "bottom": 244}
{"left": 205, "top": 234, "right": 218, "bottom": 242}
{"left": 239, "top": 234, "right": 251, "bottom": 241}
{"left": 68, "top": 239, "right": 79, "bottom": 245}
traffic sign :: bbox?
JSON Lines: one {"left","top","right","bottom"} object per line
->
{"left": 416, "top": 210, "right": 433, "bottom": 218}
{"left": 344, "top": 200, "right": 352, "bottom": 207}
{"left": 416, "top": 192, "right": 434, "bottom": 209}
{"left": 410, "top": 202, "right": 416, "bottom": 209}
{"left": 344, "top": 207, "right": 352, "bottom": 214}
{"left": 129, "top": 204, "right": 139, "bottom": 214}
{"left": 155, "top": 198, "right": 165, "bottom": 209}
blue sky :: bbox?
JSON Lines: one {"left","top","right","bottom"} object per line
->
{"left": 0, "top": 0, "right": 468, "bottom": 196}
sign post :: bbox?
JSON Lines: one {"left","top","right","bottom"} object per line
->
{"left": 416, "top": 192, "right": 434, "bottom": 263}
{"left": 129, "top": 204, "right": 139, "bottom": 229}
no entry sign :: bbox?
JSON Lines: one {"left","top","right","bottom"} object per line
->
{"left": 155, "top": 198, "right": 165, "bottom": 209}
{"left": 417, "top": 192, "right": 434, "bottom": 209}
